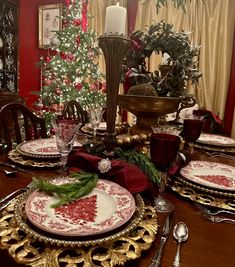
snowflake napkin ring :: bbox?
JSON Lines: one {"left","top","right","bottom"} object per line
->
{"left": 98, "top": 158, "right": 112, "bottom": 173}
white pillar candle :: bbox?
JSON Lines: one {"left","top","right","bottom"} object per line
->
{"left": 104, "top": 3, "right": 127, "bottom": 35}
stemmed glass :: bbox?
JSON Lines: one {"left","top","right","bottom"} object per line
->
{"left": 150, "top": 133, "right": 181, "bottom": 213}
{"left": 183, "top": 119, "right": 202, "bottom": 153}
{"left": 87, "top": 107, "right": 104, "bottom": 140}
{"left": 54, "top": 117, "right": 81, "bottom": 174}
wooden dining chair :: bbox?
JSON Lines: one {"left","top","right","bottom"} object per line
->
{"left": 62, "top": 100, "right": 88, "bottom": 125}
{"left": 0, "top": 102, "right": 47, "bottom": 152}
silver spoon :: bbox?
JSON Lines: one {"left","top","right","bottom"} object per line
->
{"left": 173, "top": 222, "right": 189, "bottom": 267}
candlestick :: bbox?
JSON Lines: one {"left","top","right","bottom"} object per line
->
{"left": 98, "top": 34, "right": 131, "bottom": 151}
{"left": 104, "top": 3, "right": 127, "bottom": 35}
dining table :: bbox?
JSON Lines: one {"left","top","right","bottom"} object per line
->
{"left": 0, "top": 146, "right": 235, "bottom": 267}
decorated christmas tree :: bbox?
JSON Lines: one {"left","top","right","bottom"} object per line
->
{"left": 35, "top": 0, "right": 106, "bottom": 129}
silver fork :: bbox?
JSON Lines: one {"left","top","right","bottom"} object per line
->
{"left": 148, "top": 213, "right": 174, "bottom": 267}
{"left": 0, "top": 180, "right": 35, "bottom": 205}
{"left": 204, "top": 214, "right": 235, "bottom": 224}
{"left": 195, "top": 203, "right": 235, "bottom": 216}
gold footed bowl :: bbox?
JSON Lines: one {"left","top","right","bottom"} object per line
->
{"left": 118, "top": 95, "right": 194, "bottom": 135}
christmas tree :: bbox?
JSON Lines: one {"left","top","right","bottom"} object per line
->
{"left": 35, "top": 0, "right": 106, "bottom": 129}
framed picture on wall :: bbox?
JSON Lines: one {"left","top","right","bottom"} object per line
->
{"left": 38, "top": 3, "right": 62, "bottom": 48}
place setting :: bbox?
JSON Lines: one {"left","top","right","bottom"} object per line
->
{"left": 7, "top": 117, "right": 83, "bottom": 169}
{"left": 2, "top": 172, "right": 158, "bottom": 266}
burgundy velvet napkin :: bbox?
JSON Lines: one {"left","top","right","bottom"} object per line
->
{"left": 67, "top": 148, "right": 150, "bottom": 194}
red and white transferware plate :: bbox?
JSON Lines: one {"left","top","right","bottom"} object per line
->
{"left": 25, "top": 179, "right": 136, "bottom": 236}
{"left": 197, "top": 133, "right": 235, "bottom": 147}
{"left": 180, "top": 161, "right": 235, "bottom": 191}
{"left": 16, "top": 138, "right": 81, "bottom": 159}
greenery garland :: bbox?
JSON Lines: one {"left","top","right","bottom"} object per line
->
{"left": 33, "top": 171, "right": 98, "bottom": 208}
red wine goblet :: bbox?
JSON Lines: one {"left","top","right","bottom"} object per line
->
{"left": 183, "top": 119, "right": 202, "bottom": 153}
{"left": 150, "top": 133, "right": 181, "bottom": 213}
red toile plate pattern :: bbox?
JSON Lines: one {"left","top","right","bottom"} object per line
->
{"left": 197, "top": 133, "right": 235, "bottom": 147}
{"left": 16, "top": 138, "right": 81, "bottom": 159}
{"left": 25, "top": 179, "right": 136, "bottom": 237}
{"left": 180, "top": 161, "right": 235, "bottom": 192}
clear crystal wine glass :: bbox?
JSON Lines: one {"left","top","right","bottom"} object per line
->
{"left": 54, "top": 117, "right": 81, "bottom": 174}
{"left": 88, "top": 107, "right": 104, "bottom": 140}
{"left": 150, "top": 133, "right": 181, "bottom": 213}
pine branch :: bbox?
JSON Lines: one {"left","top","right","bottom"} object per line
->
{"left": 33, "top": 171, "right": 98, "bottom": 208}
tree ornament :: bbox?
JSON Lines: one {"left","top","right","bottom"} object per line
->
{"left": 55, "top": 88, "right": 61, "bottom": 96}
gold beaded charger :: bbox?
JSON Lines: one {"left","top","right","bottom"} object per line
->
{"left": 0, "top": 195, "right": 158, "bottom": 267}
{"left": 8, "top": 149, "right": 63, "bottom": 168}
{"left": 194, "top": 142, "right": 235, "bottom": 154}
{"left": 172, "top": 176, "right": 235, "bottom": 211}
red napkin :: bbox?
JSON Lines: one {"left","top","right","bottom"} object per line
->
{"left": 67, "top": 148, "right": 150, "bottom": 194}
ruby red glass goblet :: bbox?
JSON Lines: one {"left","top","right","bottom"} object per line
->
{"left": 183, "top": 119, "right": 202, "bottom": 153}
{"left": 150, "top": 133, "right": 181, "bottom": 213}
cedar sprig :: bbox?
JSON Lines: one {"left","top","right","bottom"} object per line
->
{"left": 33, "top": 171, "right": 98, "bottom": 208}
{"left": 114, "top": 147, "right": 160, "bottom": 184}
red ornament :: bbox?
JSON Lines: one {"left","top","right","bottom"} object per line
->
{"left": 44, "top": 56, "right": 52, "bottom": 63}
{"left": 44, "top": 79, "right": 52, "bottom": 86}
{"left": 75, "top": 83, "right": 83, "bottom": 91}
{"left": 73, "top": 18, "right": 81, "bottom": 26}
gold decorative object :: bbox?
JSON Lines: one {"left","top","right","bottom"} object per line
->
{"left": 98, "top": 34, "right": 131, "bottom": 151}
{"left": 172, "top": 177, "right": 235, "bottom": 211}
{"left": 0, "top": 197, "right": 158, "bottom": 267}
{"left": 8, "top": 149, "right": 62, "bottom": 168}
{"left": 118, "top": 94, "right": 195, "bottom": 135}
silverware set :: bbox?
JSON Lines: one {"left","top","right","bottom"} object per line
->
{"left": 149, "top": 213, "right": 189, "bottom": 267}
{"left": 195, "top": 202, "right": 235, "bottom": 224}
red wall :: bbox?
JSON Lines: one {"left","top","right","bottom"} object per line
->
{"left": 19, "top": 0, "right": 65, "bottom": 107}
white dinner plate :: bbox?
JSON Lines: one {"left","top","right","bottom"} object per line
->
{"left": 180, "top": 161, "right": 235, "bottom": 191}
{"left": 25, "top": 178, "right": 136, "bottom": 236}
{"left": 197, "top": 133, "right": 235, "bottom": 147}
{"left": 16, "top": 138, "right": 81, "bottom": 159}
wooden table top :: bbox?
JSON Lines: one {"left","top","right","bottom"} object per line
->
{"left": 0, "top": 149, "right": 234, "bottom": 267}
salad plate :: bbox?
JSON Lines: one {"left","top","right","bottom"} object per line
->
{"left": 25, "top": 179, "right": 136, "bottom": 236}
{"left": 16, "top": 138, "right": 81, "bottom": 159}
{"left": 197, "top": 133, "right": 235, "bottom": 147}
{"left": 180, "top": 161, "right": 235, "bottom": 192}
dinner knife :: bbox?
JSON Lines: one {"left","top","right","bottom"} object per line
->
{"left": 0, "top": 162, "right": 33, "bottom": 175}
{"left": 149, "top": 212, "right": 174, "bottom": 267}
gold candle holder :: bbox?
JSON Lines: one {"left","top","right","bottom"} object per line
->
{"left": 98, "top": 34, "right": 131, "bottom": 151}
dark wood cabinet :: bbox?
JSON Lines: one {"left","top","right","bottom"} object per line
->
{"left": 0, "top": 0, "right": 21, "bottom": 106}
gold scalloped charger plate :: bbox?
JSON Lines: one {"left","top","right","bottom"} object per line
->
{"left": 180, "top": 161, "right": 235, "bottom": 192}
{"left": 194, "top": 142, "right": 235, "bottom": 154}
{"left": 25, "top": 179, "right": 136, "bottom": 237}
{"left": 14, "top": 190, "right": 145, "bottom": 248}
{"left": 16, "top": 138, "right": 82, "bottom": 159}
{"left": 197, "top": 133, "right": 235, "bottom": 147}
{"left": 8, "top": 149, "right": 62, "bottom": 168}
